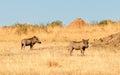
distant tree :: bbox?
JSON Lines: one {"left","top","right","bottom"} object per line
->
{"left": 98, "top": 20, "right": 115, "bottom": 25}
{"left": 46, "top": 20, "right": 63, "bottom": 27}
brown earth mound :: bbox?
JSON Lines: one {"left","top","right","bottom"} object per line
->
{"left": 92, "top": 32, "right": 120, "bottom": 48}
{"left": 67, "top": 18, "right": 88, "bottom": 28}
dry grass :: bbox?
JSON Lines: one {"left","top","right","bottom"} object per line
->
{"left": 0, "top": 42, "right": 120, "bottom": 75}
{"left": 0, "top": 24, "right": 120, "bottom": 75}
{"left": 0, "top": 23, "right": 120, "bottom": 42}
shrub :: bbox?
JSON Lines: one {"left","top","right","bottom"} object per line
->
{"left": 98, "top": 20, "right": 115, "bottom": 25}
{"left": 46, "top": 20, "right": 63, "bottom": 28}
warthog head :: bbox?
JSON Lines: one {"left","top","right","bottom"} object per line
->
{"left": 82, "top": 39, "right": 89, "bottom": 48}
{"left": 32, "top": 36, "right": 41, "bottom": 44}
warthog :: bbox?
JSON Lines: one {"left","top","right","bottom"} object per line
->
{"left": 68, "top": 39, "right": 89, "bottom": 56}
{"left": 21, "top": 36, "right": 41, "bottom": 49}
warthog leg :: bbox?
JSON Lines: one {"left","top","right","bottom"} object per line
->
{"left": 21, "top": 43, "right": 25, "bottom": 50}
{"left": 81, "top": 47, "right": 85, "bottom": 56}
{"left": 70, "top": 47, "right": 74, "bottom": 56}
{"left": 30, "top": 45, "right": 33, "bottom": 50}
{"left": 81, "top": 50, "right": 85, "bottom": 56}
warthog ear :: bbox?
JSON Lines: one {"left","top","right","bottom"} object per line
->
{"left": 87, "top": 39, "right": 89, "bottom": 41}
{"left": 82, "top": 39, "right": 85, "bottom": 41}
{"left": 33, "top": 36, "right": 37, "bottom": 38}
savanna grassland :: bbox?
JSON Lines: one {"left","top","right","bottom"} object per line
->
{"left": 0, "top": 20, "right": 120, "bottom": 75}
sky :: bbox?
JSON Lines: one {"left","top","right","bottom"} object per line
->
{"left": 0, "top": 0, "right": 120, "bottom": 25}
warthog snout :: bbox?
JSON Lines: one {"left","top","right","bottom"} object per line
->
{"left": 21, "top": 36, "right": 41, "bottom": 50}
{"left": 38, "top": 41, "right": 41, "bottom": 44}
{"left": 36, "top": 40, "right": 41, "bottom": 44}
{"left": 68, "top": 39, "right": 89, "bottom": 56}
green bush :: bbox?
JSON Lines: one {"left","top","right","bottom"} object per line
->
{"left": 46, "top": 20, "right": 63, "bottom": 28}
{"left": 98, "top": 20, "right": 115, "bottom": 25}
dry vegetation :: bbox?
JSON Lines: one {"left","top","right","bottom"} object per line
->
{"left": 0, "top": 19, "right": 120, "bottom": 75}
